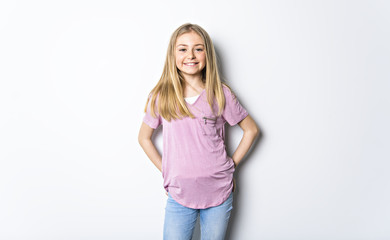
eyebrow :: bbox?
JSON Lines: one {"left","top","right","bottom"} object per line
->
{"left": 177, "top": 44, "right": 204, "bottom": 47}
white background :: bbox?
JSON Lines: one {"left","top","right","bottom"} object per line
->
{"left": 1, "top": 0, "right": 389, "bottom": 239}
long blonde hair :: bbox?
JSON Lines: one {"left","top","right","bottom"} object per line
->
{"left": 144, "top": 23, "right": 232, "bottom": 121}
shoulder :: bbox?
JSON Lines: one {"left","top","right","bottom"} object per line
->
{"left": 221, "top": 83, "right": 236, "bottom": 100}
{"left": 221, "top": 83, "right": 231, "bottom": 95}
{"left": 222, "top": 83, "right": 229, "bottom": 92}
{"left": 147, "top": 91, "right": 161, "bottom": 105}
{"left": 145, "top": 91, "right": 161, "bottom": 117}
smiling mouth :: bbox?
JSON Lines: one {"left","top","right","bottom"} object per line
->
{"left": 184, "top": 62, "right": 199, "bottom": 66}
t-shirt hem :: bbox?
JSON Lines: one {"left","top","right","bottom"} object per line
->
{"left": 229, "top": 111, "right": 249, "bottom": 126}
{"left": 169, "top": 186, "right": 234, "bottom": 209}
{"left": 143, "top": 118, "right": 159, "bottom": 129}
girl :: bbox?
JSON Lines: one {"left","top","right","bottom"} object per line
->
{"left": 138, "top": 23, "right": 259, "bottom": 240}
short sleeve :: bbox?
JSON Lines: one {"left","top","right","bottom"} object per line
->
{"left": 143, "top": 95, "right": 162, "bottom": 129}
{"left": 222, "top": 86, "right": 249, "bottom": 126}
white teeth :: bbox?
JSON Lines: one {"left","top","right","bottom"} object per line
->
{"left": 185, "top": 63, "right": 196, "bottom": 66}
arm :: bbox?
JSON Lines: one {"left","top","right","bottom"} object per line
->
{"left": 138, "top": 122, "right": 163, "bottom": 173}
{"left": 231, "top": 114, "right": 259, "bottom": 168}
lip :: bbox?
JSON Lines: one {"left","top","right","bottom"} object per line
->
{"left": 184, "top": 62, "right": 199, "bottom": 66}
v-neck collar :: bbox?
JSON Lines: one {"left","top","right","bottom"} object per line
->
{"left": 186, "top": 88, "right": 206, "bottom": 106}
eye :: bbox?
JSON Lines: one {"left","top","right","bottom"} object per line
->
{"left": 196, "top": 48, "right": 203, "bottom": 52}
{"left": 178, "top": 49, "right": 186, "bottom": 52}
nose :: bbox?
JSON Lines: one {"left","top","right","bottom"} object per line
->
{"left": 187, "top": 50, "right": 195, "bottom": 59}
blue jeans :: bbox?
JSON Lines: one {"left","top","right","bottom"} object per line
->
{"left": 163, "top": 191, "right": 234, "bottom": 240}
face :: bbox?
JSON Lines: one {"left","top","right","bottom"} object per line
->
{"left": 175, "top": 31, "right": 206, "bottom": 80}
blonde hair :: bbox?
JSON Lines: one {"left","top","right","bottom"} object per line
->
{"left": 144, "top": 23, "right": 233, "bottom": 121}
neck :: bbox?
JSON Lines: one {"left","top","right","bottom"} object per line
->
{"left": 183, "top": 74, "right": 205, "bottom": 91}
{"left": 182, "top": 74, "right": 205, "bottom": 97}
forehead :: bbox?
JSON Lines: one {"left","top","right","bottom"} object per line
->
{"left": 176, "top": 31, "right": 204, "bottom": 46}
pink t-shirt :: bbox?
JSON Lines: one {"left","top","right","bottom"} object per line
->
{"left": 143, "top": 85, "right": 248, "bottom": 209}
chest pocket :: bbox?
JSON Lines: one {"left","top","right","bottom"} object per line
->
{"left": 198, "top": 115, "right": 224, "bottom": 136}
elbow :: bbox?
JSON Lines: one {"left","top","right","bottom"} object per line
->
{"left": 247, "top": 124, "right": 260, "bottom": 139}
{"left": 138, "top": 124, "right": 154, "bottom": 147}
{"left": 138, "top": 138, "right": 148, "bottom": 150}
{"left": 138, "top": 134, "right": 152, "bottom": 148}
{"left": 252, "top": 125, "right": 260, "bottom": 138}
{"left": 138, "top": 133, "right": 146, "bottom": 147}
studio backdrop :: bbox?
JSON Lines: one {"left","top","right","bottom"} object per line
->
{"left": 0, "top": 0, "right": 389, "bottom": 239}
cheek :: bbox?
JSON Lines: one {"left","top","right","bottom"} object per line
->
{"left": 174, "top": 56, "right": 181, "bottom": 66}
{"left": 199, "top": 54, "right": 206, "bottom": 64}
{"left": 175, "top": 54, "right": 184, "bottom": 64}
{"left": 199, "top": 52, "right": 206, "bottom": 60}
